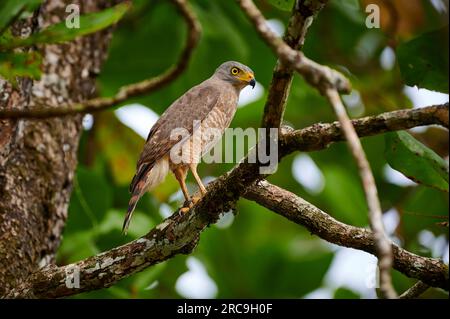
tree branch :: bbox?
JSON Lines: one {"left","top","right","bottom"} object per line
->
{"left": 3, "top": 0, "right": 447, "bottom": 300}
{"left": 399, "top": 281, "right": 430, "bottom": 299}
{"left": 325, "top": 89, "right": 397, "bottom": 298}
{"left": 281, "top": 103, "right": 449, "bottom": 154}
{"left": 260, "top": 0, "right": 328, "bottom": 128}
{"left": 243, "top": 180, "right": 449, "bottom": 291}
{"left": 237, "top": 0, "right": 351, "bottom": 95}
{"left": 5, "top": 105, "right": 447, "bottom": 298}
{"left": 6, "top": 205, "right": 207, "bottom": 298}
{"left": 237, "top": 1, "right": 397, "bottom": 297}
{"left": 0, "top": 0, "right": 201, "bottom": 120}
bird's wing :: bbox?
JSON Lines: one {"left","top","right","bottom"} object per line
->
{"left": 129, "top": 82, "right": 222, "bottom": 193}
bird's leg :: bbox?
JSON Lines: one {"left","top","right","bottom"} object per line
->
{"left": 189, "top": 164, "right": 207, "bottom": 203}
{"left": 173, "top": 167, "right": 191, "bottom": 214}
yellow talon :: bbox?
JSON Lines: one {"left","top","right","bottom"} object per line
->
{"left": 179, "top": 195, "right": 202, "bottom": 216}
{"left": 179, "top": 207, "right": 190, "bottom": 214}
{"left": 191, "top": 195, "right": 201, "bottom": 205}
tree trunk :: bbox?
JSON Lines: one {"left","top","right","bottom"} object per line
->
{"left": 0, "top": 0, "right": 115, "bottom": 297}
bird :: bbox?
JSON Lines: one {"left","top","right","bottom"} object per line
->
{"left": 122, "top": 61, "right": 255, "bottom": 234}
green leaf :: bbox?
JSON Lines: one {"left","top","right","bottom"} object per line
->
{"left": 1, "top": 2, "right": 130, "bottom": 50}
{"left": 402, "top": 186, "right": 449, "bottom": 240}
{"left": 56, "top": 231, "right": 99, "bottom": 263}
{"left": 334, "top": 287, "right": 360, "bottom": 299}
{"left": 397, "top": 27, "right": 449, "bottom": 93}
{"left": 320, "top": 165, "right": 369, "bottom": 226}
{"left": 330, "top": 0, "right": 363, "bottom": 24}
{"left": 66, "top": 166, "right": 113, "bottom": 233}
{"left": 385, "top": 131, "right": 449, "bottom": 192}
{"left": 267, "top": 0, "right": 295, "bottom": 11}
{"left": 0, "top": 51, "right": 42, "bottom": 84}
{"left": 0, "top": 0, "right": 42, "bottom": 35}
{"left": 95, "top": 112, "right": 142, "bottom": 186}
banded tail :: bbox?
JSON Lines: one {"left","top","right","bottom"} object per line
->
{"left": 122, "top": 192, "right": 141, "bottom": 235}
{"left": 123, "top": 157, "right": 170, "bottom": 235}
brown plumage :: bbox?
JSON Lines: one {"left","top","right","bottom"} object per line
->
{"left": 123, "top": 61, "right": 255, "bottom": 234}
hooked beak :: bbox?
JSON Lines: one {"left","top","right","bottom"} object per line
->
{"left": 249, "top": 78, "right": 256, "bottom": 89}
{"left": 239, "top": 71, "right": 256, "bottom": 89}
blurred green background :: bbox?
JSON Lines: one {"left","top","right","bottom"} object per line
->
{"left": 53, "top": 0, "right": 448, "bottom": 298}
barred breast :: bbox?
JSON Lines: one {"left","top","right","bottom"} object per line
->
{"left": 169, "top": 89, "right": 238, "bottom": 167}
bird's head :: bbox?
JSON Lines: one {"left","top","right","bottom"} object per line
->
{"left": 214, "top": 61, "right": 255, "bottom": 90}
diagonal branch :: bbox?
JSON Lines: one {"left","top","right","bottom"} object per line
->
{"left": 5, "top": 106, "right": 447, "bottom": 298}
{"left": 261, "top": 0, "right": 328, "bottom": 129}
{"left": 243, "top": 180, "right": 449, "bottom": 291}
{"left": 237, "top": 0, "right": 351, "bottom": 96}
{"left": 237, "top": 0, "right": 403, "bottom": 299}
{"left": 325, "top": 89, "right": 397, "bottom": 298}
{"left": 6, "top": 204, "right": 208, "bottom": 298}
{"left": 2, "top": 0, "right": 447, "bottom": 299}
{"left": 399, "top": 281, "right": 430, "bottom": 299}
{"left": 0, "top": 0, "right": 201, "bottom": 120}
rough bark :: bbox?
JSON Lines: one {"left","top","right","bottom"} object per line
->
{"left": 244, "top": 181, "right": 449, "bottom": 291}
{"left": 0, "top": 0, "right": 201, "bottom": 120}
{"left": 0, "top": 0, "right": 116, "bottom": 296}
{"left": 5, "top": 105, "right": 447, "bottom": 298}
{"left": 281, "top": 103, "right": 449, "bottom": 154}
{"left": 399, "top": 281, "right": 430, "bottom": 299}
{"left": 0, "top": 0, "right": 448, "bottom": 299}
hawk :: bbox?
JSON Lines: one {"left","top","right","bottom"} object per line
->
{"left": 123, "top": 61, "right": 255, "bottom": 233}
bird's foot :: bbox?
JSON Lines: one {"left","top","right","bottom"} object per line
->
{"left": 179, "top": 206, "right": 190, "bottom": 215}
{"left": 191, "top": 195, "right": 202, "bottom": 205}
{"left": 179, "top": 195, "right": 203, "bottom": 216}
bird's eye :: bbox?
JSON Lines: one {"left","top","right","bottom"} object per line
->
{"left": 231, "top": 67, "right": 239, "bottom": 75}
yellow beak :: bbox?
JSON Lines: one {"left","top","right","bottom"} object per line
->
{"left": 239, "top": 71, "right": 256, "bottom": 88}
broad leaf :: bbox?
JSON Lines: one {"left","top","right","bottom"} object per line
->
{"left": 320, "top": 165, "right": 369, "bottom": 227}
{"left": 402, "top": 186, "right": 449, "bottom": 240}
{"left": 397, "top": 27, "right": 449, "bottom": 93}
{"left": 0, "top": 0, "right": 42, "bottom": 35}
{"left": 0, "top": 51, "right": 42, "bottom": 84}
{"left": 1, "top": 2, "right": 130, "bottom": 50}
{"left": 334, "top": 287, "right": 360, "bottom": 299}
{"left": 66, "top": 166, "right": 113, "bottom": 233}
{"left": 95, "top": 112, "right": 142, "bottom": 186}
{"left": 267, "top": 0, "right": 295, "bottom": 11}
{"left": 385, "top": 131, "right": 449, "bottom": 192}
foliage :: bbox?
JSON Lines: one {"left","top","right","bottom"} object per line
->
{"left": 397, "top": 27, "right": 449, "bottom": 93}
{"left": 385, "top": 131, "right": 449, "bottom": 192}
{"left": 0, "top": 1, "right": 130, "bottom": 81}
{"left": 2, "top": 0, "right": 448, "bottom": 299}
{"left": 1, "top": 2, "right": 130, "bottom": 50}
{"left": 0, "top": 51, "right": 41, "bottom": 84}
{"left": 267, "top": 0, "right": 295, "bottom": 11}
{"left": 0, "top": 0, "right": 42, "bottom": 35}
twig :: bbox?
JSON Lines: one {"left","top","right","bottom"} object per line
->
{"left": 261, "top": 0, "right": 328, "bottom": 128}
{"left": 5, "top": 107, "right": 447, "bottom": 298}
{"left": 237, "top": 1, "right": 441, "bottom": 299}
{"left": 237, "top": 0, "right": 351, "bottom": 96}
{"left": 399, "top": 281, "right": 430, "bottom": 299}
{"left": 325, "top": 89, "right": 397, "bottom": 298}
{"left": 244, "top": 180, "right": 448, "bottom": 291}
{"left": 0, "top": 0, "right": 201, "bottom": 119}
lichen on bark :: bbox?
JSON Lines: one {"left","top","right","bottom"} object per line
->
{"left": 0, "top": 0, "right": 117, "bottom": 296}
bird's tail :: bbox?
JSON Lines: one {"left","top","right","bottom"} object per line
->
{"left": 123, "top": 157, "right": 170, "bottom": 235}
{"left": 122, "top": 192, "right": 141, "bottom": 235}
